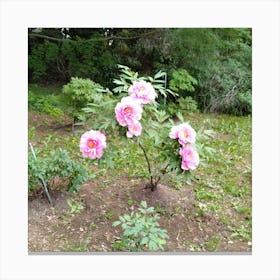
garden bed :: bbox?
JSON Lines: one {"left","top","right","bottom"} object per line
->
{"left": 28, "top": 111, "right": 252, "bottom": 253}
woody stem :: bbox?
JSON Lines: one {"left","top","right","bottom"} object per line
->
{"left": 138, "top": 141, "right": 154, "bottom": 188}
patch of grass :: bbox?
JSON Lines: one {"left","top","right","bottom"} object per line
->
{"left": 90, "top": 222, "right": 97, "bottom": 231}
{"left": 191, "top": 113, "right": 251, "bottom": 247}
{"left": 67, "top": 238, "right": 91, "bottom": 252}
{"left": 112, "top": 240, "right": 125, "bottom": 251}
{"left": 205, "top": 237, "right": 221, "bottom": 252}
{"left": 224, "top": 184, "right": 242, "bottom": 197}
{"left": 183, "top": 240, "right": 203, "bottom": 252}
{"left": 195, "top": 188, "right": 218, "bottom": 200}
{"left": 219, "top": 216, "right": 231, "bottom": 226}
{"left": 127, "top": 198, "right": 134, "bottom": 207}
{"left": 229, "top": 225, "right": 252, "bottom": 241}
{"left": 28, "top": 126, "right": 36, "bottom": 139}
{"left": 105, "top": 211, "right": 115, "bottom": 220}
{"left": 154, "top": 203, "right": 167, "bottom": 215}
{"left": 28, "top": 84, "right": 66, "bottom": 120}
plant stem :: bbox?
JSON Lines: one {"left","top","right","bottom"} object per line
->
{"left": 138, "top": 141, "right": 155, "bottom": 190}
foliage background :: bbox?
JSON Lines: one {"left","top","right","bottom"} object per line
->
{"left": 28, "top": 28, "right": 252, "bottom": 115}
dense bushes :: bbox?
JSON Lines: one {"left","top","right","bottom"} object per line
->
{"left": 28, "top": 28, "right": 251, "bottom": 115}
{"left": 168, "top": 28, "right": 252, "bottom": 115}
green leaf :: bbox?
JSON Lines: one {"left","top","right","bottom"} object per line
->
{"left": 140, "top": 201, "right": 147, "bottom": 208}
{"left": 140, "top": 237, "right": 149, "bottom": 245}
{"left": 124, "top": 214, "right": 131, "bottom": 221}
{"left": 112, "top": 221, "right": 121, "bottom": 227}
{"left": 148, "top": 240, "right": 158, "bottom": 251}
{"left": 154, "top": 71, "right": 166, "bottom": 79}
{"left": 176, "top": 112, "right": 184, "bottom": 122}
{"left": 119, "top": 216, "right": 125, "bottom": 222}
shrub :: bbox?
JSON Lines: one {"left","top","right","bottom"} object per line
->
{"left": 62, "top": 77, "right": 104, "bottom": 121}
{"left": 81, "top": 66, "right": 204, "bottom": 192}
{"left": 28, "top": 148, "right": 89, "bottom": 193}
{"left": 166, "top": 96, "right": 199, "bottom": 117}
{"left": 169, "top": 68, "right": 198, "bottom": 93}
{"left": 112, "top": 201, "right": 169, "bottom": 251}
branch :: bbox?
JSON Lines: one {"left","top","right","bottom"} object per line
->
{"left": 138, "top": 141, "right": 153, "bottom": 187}
{"left": 28, "top": 33, "right": 70, "bottom": 42}
{"left": 28, "top": 30, "right": 159, "bottom": 43}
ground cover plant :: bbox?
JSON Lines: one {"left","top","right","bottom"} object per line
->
{"left": 28, "top": 65, "right": 252, "bottom": 252}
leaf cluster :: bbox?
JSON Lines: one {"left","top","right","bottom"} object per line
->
{"left": 80, "top": 87, "right": 118, "bottom": 131}
{"left": 28, "top": 148, "right": 89, "bottom": 193}
{"left": 66, "top": 198, "right": 84, "bottom": 214}
{"left": 165, "top": 96, "right": 199, "bottom": 117}
{"left": 169, "top": 68, "right": 198, "bottom": 93}
{"left": 112, "top": 201, "right": 169, "bottom": 251}
{"left": 62, "top": 77, "right": 104, "bottom": 117}
{"left": 112, "top": 64, "right": 176, "bottom": 99}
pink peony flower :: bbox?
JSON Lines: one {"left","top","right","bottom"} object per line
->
{"left": 128, "top": 80, "right": 157, "bottom": 104}
{"left": 179, "top": 145, "right": 199, "bottom": 171}
{"left": 126, "top": 121, "right": 142, "bottom": 138}
{"left": 79, "top": 130, "right": 107, "bottom": 159}
{"left": 115, "top": 96, "right": 143, "bottom": 127}
{"left": 169, "top": 122, "right": 196, "bottom": 145}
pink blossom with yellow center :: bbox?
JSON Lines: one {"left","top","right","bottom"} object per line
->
{"left": 128, "top": 80, "right": 157, "bottom": 104}
{"left": 115, "top": 96, "right": 143, "bottom": 127}
{"left": 126, "top": 121, "right": 142, "bottom": 138}
{"left": 79, "top": 130, "right": 107, "bottom": 159}
{"left": 179, "top": 145, "right": 199, "bottom": 171}
{"left": 169, "top": 122, "right": 196, "bottom": 145}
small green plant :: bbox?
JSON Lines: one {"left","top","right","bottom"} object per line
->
{"left": 66, "top": 198, "right": 84, "bottom": 214}
{"left": 28, "top": 126, "right": 36, "bottom": 139}
{"left": 105, "top": 211, "right": 115, "bottom": 220}
{"left": 127, "top": 198, "right": 134, "bottom": 207}
{"left": 205, "top": 237, "right": 220, "bottom": 252}
{"left": 62, "top": 77, "right": 104, "bottom": 131}
{"left": 112, "top": 201, "right": 169, "bottom": 251}
{"left": 28, "top": 148, "right": 89, "bottom": 194}
{"left": 183, "top": 240, "right": 203, "bottom": 252}
{"left": 67, "top": 238, "right": 91, "bottom": 252}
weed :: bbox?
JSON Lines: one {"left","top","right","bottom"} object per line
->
{"left": 183, "top": 240, "right": 202, "bottom": 252}
{"left": 127, "top": 198, "right": 134, "bottom": 207}
{"left": 66, "top": 198, "right": 84, "bottom": 214}
{"left": 195, "top": 188, "right": 217, "bottom": 200}
{"left": 90, "top": 222, "right": 97, "bottom": 231}
{"left": 205, "top": 237, "right": 220, "bottom": 252}
{"left": 112, "top": 240, "right": 125, "bottom": 251}
{"left": 229, "top": 225, "right": 251, "bottom": 241}
{"left": 67, "top": 238, "right": 91, "bottom": 252}
{"left": 105, "top": 211, "right": 115, "bottom": 220}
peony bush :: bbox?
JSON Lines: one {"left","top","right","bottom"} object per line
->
{"left": 79, "top": 65, "right": 201, "bottom": 192}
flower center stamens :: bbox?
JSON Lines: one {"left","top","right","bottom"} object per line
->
{"left": 88, "top": 140, "right": 95, "bottom": 148}
{"left": 124, "top": 107, "right": 132, "bottom": 114}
